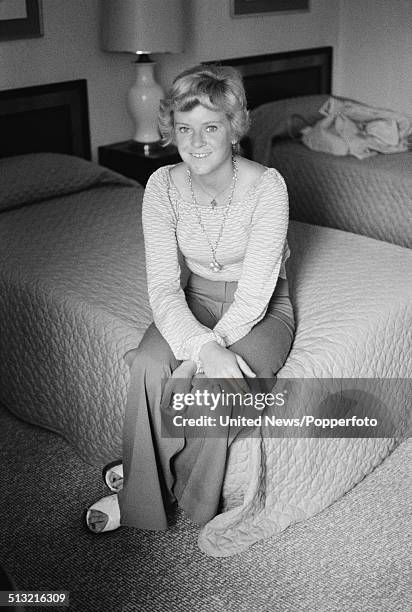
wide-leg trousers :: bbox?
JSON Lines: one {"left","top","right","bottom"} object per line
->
{"left": 118, "top": 273, "right": 295, "bottom": 530}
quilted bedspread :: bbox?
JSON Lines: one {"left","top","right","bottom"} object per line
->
{"left": 1, "top": 154, "right": 411, "bottom": 557}
{"left": 248, "top": 96, "right": 412, "bottom": 248}
{"left": 0, "top": 154, "right": 152, "bottom": 463}
{"left": 199, "top": 223, "right": 412, "bottom": 556}
{"left": 270, "top": 141, "right": 412, "bottom": 249}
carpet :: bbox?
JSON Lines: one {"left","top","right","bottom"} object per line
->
{"left": 0, "top": 404, "right": 410, "bottom": 612}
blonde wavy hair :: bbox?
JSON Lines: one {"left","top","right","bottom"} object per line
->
{"left": 158, "top": 64, "right": 250, "bottom": 153}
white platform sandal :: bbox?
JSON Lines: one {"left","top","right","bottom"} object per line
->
{"left": 85, "top": 494, "right": 121, "bottom": 533}
{"left": 102, "top": 460, "right": 123, "bottom": 492}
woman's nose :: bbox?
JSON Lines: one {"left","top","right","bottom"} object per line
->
{"left": 191, "top": 129, "right": 205, "bottom": 147}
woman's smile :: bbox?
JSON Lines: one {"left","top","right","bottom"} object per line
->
{"left": 174, "top": 105, "right": 234, "bottom": 180}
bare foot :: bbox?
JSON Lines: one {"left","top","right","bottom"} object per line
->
{"left": 104, "top": 462, "right": 124, "bottom": 492}
{"left": 87, "top": 509, "right": 109, "bottom": 533}
{"left": 86, "top": 494, "right": 120, "bottom": 533}
{"left": 107, "top": 469, "right": 123, "bottom": 492}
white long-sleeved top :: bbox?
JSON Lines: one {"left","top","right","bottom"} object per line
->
{"left": 142, "top": 165, "right": 290, "bottom": 364}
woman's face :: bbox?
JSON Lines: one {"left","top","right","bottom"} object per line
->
{"left": 174, "top": 105, "right": 233, "bottom": 179}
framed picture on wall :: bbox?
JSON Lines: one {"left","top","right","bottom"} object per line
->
{"left": 0, "top": 0, "right": 43, "bottom": 41}
{"left": 231, "top": 0, "right": 310, "bottom": 17}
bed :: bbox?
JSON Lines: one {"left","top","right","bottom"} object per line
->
{"left": 0, "top": 55, "right": 411, "bottom": 558}
{"left": 246, "top": 93, "right": 412, "bottom": 248}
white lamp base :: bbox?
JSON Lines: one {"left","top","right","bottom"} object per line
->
{"left": 127, "top": 57, "right": 163, "bottom": 145}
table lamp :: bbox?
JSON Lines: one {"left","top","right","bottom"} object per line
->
{"left": 101, "top": 0, "right": 184, "bottom": 152}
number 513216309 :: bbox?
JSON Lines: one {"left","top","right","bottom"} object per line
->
{"left": 0, "top": 591, "right": 69, "bottom": 607}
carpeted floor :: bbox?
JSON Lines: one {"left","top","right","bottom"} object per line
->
{"left": 0, "top": 403, "right": 410, "bottom": 612}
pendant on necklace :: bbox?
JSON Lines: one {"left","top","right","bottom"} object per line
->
{"left": 210, "top": 259, "right": 222, "bottom": 272}
{"left": 211, "top": 198, "right": 217, "bottom": 209}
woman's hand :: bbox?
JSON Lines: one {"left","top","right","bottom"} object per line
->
{"left": 199, "top": 341, "right": 256, "bottom": 381}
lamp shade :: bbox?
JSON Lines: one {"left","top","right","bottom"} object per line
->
{"left": 101, "top": 0, "right": 184, "bottom": 54}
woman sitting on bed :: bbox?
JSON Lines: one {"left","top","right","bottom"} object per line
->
{"left": 86, "top": 64, "right": 295, "bottom": 533}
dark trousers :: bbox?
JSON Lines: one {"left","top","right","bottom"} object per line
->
{"left": 118, "top": 274, "right": 295, "bottom": 530}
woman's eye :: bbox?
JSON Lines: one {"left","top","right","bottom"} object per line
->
{"left": 205, "top": 125, "right": 218, "bottom": 132}
{"left": 177, "top": 126, "right": 190, "bottom": 134}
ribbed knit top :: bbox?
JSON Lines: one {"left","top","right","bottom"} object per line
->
{"left": 142, "top": 164, "right": 290, "bottom": 363}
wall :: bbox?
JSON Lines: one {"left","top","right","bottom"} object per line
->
{"left": 0, "top": 0, "right": 341, "bottom": 158}
{"left": 334, "top": 0, "right": 412, "bottom": 114}
{"left": 0, "top": 0, "right": 133, "bottom": 158}
{"left": 158, "top": 0, "right": 340, "bottom": 90}
{"left": 2, "top": 1, "right": 411, "bottom": 158}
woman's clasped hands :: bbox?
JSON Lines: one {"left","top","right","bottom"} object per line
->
{"left": 199, "top": 341, "right": 255, "bottom": 390}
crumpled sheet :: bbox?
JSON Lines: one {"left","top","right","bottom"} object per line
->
{"left": 301, "top": 97, "right": 412, "bottom": 159}
{"left": 248, "top": 94, "right": 330, "bottom": 165}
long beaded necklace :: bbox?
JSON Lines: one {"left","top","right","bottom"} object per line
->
{"left": 187, "top": 158, "right": 238, "bottom": 272}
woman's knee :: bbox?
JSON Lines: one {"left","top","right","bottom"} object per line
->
{"left": 230, "top": 320, "right": 294, "bottom": 377}
{"left": 125, "top": 344, "right": 176, "bottom": 379}
{"left": 123, "top": 325, "right": 178, "bottom": 377}
{"left": 124, "top": 348, "right": 139, "bottom": 368}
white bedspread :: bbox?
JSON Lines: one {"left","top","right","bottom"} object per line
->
{"left": 199, "top": 223, "right": 412, "bottom": 555}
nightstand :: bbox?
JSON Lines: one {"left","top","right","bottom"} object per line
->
{"left": 98, "top": 141, "right": 181, "bottom": 186}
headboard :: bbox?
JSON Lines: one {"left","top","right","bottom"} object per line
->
{"left": 206, "top": 46, "right": 332, "bottom": 109}
{"left": 0, "top": 79, "right": 91, "bottom": 160}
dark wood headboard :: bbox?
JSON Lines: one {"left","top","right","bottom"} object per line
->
{"left": 0, "top": 79, "right": 91, "bottom": 160}
{"left": 206, "top": 46, "right": 332, "bottom": 109}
